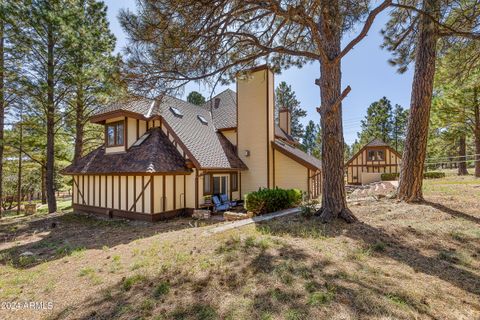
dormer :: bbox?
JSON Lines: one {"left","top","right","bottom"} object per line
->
{"left": 104, "top": 117, "right": 126, "bottom": 153}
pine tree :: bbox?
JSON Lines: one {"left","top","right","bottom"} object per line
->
{"left": 392, "top": 104, "right": 409, "bottom": 152}
{"left": 358, "top": 97, "right": 393, "bottom": 144}
{"left": 64, "top": 0, "right": 119, "bottom": 164}
{"left": 275, "top": 81, "right": 307, "bottom": 141}
{"left": 301, "top": 120, "right": 317, "bottom": 155}
{"left": 187, "top": 91, "right": 206, "bottom": 106}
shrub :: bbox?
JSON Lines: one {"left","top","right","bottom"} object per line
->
{"left": 245, "top": 188, "right": 302, "bottom": 215}
{"left": 300, "top": 196, "right": 319, "bottom": 219}
{"left": 423, "top": 171, "right": 445, "bottom": 179}
{"left": 381, "top": 173, "right": 399, "bottom": 181}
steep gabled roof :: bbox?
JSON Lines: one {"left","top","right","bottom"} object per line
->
{"left": 63, "top": 128, "right": 190, "bottom": 175}
{"left": 365, "top": 138, "right": 389, "bottom": 147}
{"left": 202, "top": 89, "right": 237, "bottom": 130}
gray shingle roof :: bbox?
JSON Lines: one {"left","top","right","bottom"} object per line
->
{"left": 202, "top": 89, "right": 237, "bottom": 130}
{"left": 366, "top": 138, "right": 389, "bottom": 147}
{"left": 94, "top": 96, "right": 155, "bottom": 117}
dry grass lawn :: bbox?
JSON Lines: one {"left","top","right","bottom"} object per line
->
{"left": 0, "top": 174, "right": 479, "bottom": 320}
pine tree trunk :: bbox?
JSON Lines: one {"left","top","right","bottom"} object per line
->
{"left": 73, "top": 85, "right": 84, "bottom": 164}
{"left": 41, "top": 165, "right": 46, "bottom": 204}
{"left": 0, "top": 21, "right": 4, "bottom": 218}
{"left": 46, "top": 23, "right": 57, "bottom": 213}
{"left": 457, "top": 134, "right": 468, "bottom": 175}
{"left": 315, "top": 1, "right": 356, "bottom": 223}
{"left": 397, "top": 0, "right": 440, "bottom": 202}
{"left": 474, "top": 87, "right": 480, "bottom": 178}
{"left": 17, "top": 120, "right": 22, "bottom": 214}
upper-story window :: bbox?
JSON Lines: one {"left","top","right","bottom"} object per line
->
{"left": 106, "top": 121, "right": 124, "bottom": 147}
{"left": 368, "top": 149, "right": 384, "bottom": 161}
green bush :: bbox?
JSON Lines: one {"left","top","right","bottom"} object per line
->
{"left": 245, "top": 188, "right": 302, "bottom": 215}
{"left": 423, "top": 171, "right": 445, "bottom": 179}
{"left": 381, "top": 173, "right": 399, "bottom": 181}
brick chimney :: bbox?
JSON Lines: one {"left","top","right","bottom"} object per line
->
{"left": 278, "top": 107, "right": 291, "bottom": 135}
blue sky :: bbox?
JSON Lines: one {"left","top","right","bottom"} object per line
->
{"left": 104, "top": 0, "right": 414, "bottom": 145}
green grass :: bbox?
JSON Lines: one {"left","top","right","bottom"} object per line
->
{"left": 122, "top": 274, "right": 147, "bottom": 291}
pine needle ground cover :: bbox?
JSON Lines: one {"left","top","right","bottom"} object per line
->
{"left": 0, "top": 175, "right": 478, "bottom": 320}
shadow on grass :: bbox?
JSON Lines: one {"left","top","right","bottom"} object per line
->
{"left": 255, "top": 215, "right": 480, "bottom": 297}
{"left": 48, "top": 231, "right": 443, "bottom": 320}
{"left": 0, "top": 212, "right": 218, "bottom": 269}
{"left": 423, "top": 200, "right": 480, "bottom": 225}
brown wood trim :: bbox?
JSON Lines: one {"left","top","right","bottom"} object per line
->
{"left": 72, "top": 176, "right": 86, "bottom": 205}
{"left": 129, "top": 176, "right": 151, "bottom": 212}
{"left": 348, "top": 164, "right": 400, "bottom": 167}
{"left": 307, "top": 168, "right": 310, "bottom": 198}
{"left": 272, "top": 149, "right": 276, "bottom": 188}
{"left": 266, "top": 69, "right": 270, "bottom": 189}
{"left": 90, "top": 110, "right": 148, "bottom": 124}
{"left": 195, "top": 169, "right": 199, "bottom": 208}
{"left": 124, "top": 117, "right": 128, "bottom": 148}
{"left": 104, "top": 175, "right": 107, "bottom": 207}
{"left": 105, "top": 120, "right": 126, "bottom": 148}
{"left": 236, "top": 81, "right": 239, "bottom": 157}
{"left": 99, "top": 176, "right": 102, "bottom": 207}
{"left": 173, "top": 175, "right": 176, "bottom": 210}
{"left": 162, "top": 175, "right": 166, "bottom": 211}
{"left": 111, "top": 175, "right": 114, "bottom": 209}
{"left": 239, "top": 172, "right": 242, "bottom": 200}
{"left": 133, "top": 176, "right": 137, "bottom": 211}
{"left": 93, "top": 175, "right": 96, "bottom": 206}
{"left": 64, "top": 171, "right": 193, "bottom": 176}
{"left": 118, "top": 176, "right": 121, "bottom": 210}
{"left": 150, "top": 176, "right": 154, "bottom": 214}
{"left": 136, "top": 119, "right": 139, "bottom": 140}
{"left": 126, "top": 176, "right": 129, "bottom": 211}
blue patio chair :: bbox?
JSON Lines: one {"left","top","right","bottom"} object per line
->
{"left": 212, "top": 195, "right": 230, "bottom": 212}
{"left": 220, "top": 194, "right": 237, "bottom": 207}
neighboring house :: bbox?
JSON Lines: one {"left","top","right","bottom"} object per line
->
{"left": 63, "top": 65, "right": 322, "bottom": 221}
{"left": 345, "top": 139, "right": 401, "bottom": 185}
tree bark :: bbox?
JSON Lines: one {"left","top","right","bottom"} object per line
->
{"left": 0, "top": 21, "right": 4, "bottom": 218}
{"left": 46, "top": 23, "right": 57, "bottom": 213}
{"left": 41, "top": 164, "right": 46, "bottom": 204}
{"left": 17, "top": 118, "right": 22, "bottom": 214}
{"left": 397, "top": 0, "right": 440, "bottom": 202}
{"left": 0, "top": 19, "right": 5, "bottom": 219}
{"left": 474, "top": 87, "right": 480, "bottom": 178}
{"left": 457, "top": 134, "right": 468, "bottom": 175}
{"left": 73, "top": 85, "right": 84, "bottom": 165}
{"left": 315, "top": 1, "right": 356, "bottom": 223}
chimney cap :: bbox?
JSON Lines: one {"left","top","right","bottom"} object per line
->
{"left": 279, "top": 107, "right": 290, "bottom": 113}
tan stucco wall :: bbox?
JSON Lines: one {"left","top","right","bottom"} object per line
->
{"left": 237, "top": 68, "right": 274, "bottom": 196}
{"left": 127, "top": 118, "right": 137, "bottom": 148}
{"left": 72, "top": 174, "right": 193, "bottom": 215}
{"left": 273, "top": 150, "right": 308, "bottom": 193}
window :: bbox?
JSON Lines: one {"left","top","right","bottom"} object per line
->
{"left": 368, "top": 150, "right": 385, "bottom": 161}
{"left": 197, "top": 115, "right": 208, "bottom": 125}
{"left": 169, "top": 106, "right": 183, "bottom": 117}
{"left": 231, "top": 172, "right": 238, "bottom": 191}
{"left": 132, "top": 133, "right": 150, "bottom": 147}
{"left": 204, "top": 174, "right": 228, "bottom": 195}
{"left": 106, "top": 121, "right": 124, "bottom": 147}
{"left": 203, "top": 174, "right": 211, "bottom": 195}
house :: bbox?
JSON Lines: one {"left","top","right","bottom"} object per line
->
{"left": 345, "top": 138, "right": 401, "bottom": 185}
{"left": 63, "top": 65, "right": 322, "bottom": 221}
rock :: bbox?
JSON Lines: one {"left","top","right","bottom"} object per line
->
{"left": 192, "top": 209, "right": 211, "bottom": 220}
{"left": 20, "top": 251, "right": 34, "bottom": 257}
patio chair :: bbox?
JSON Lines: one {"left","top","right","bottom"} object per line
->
{"left": 212, "top": 195, "right": 230, "bottom": 212}
{"left": 220, "top": 194, "right": 237, "bottom": 207}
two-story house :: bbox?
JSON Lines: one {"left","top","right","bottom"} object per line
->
{"left": 63, "top": 65, "right": 322, "bottom": 221}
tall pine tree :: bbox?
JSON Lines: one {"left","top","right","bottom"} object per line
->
{"left": 275, "top": 81, "right": 307, "bottom": 141}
